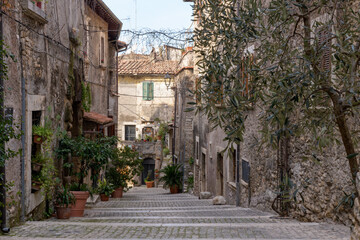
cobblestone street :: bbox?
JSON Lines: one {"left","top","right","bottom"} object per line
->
{"left": 0, "top": 187, "right": 350, "bottom": 239}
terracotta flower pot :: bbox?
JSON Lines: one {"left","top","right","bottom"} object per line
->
{"left": 100, "top": 194, "right": 109, "bottom": 201}
{"left": 33, "top": 135, "right": 44, "bottom": 144}
{"left": 170, "top": 185, "right": 179, "bottom": 194}
{"left": 146, "top": 181, "right": 154, "bottom": 188}
{"left": 111, "top": 187, "right": 123, "bottom": 198}
{"left": 55, "top": 206, "right": 71, "bottom": 219}
{"left": 70, "top": 191, "right": 89, "bottom": 217}
{"left": 31, "top": 163, "right": 42, "bottom": 173}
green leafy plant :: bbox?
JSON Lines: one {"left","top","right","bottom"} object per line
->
{"left": 81, "top": 82, "right": 92, "bottom": 112}
{"left": 163, "top": 147, "right": 170, "bottom": 156}
{"left": 157, "top": 122, "right": 168, "bottom": 140}
{"left": 96, "top": 179, "right": 114, "bottom": 197}
{"left": 32, "top": 154, "right": 46, "bottom": 165}
{"left": 145, "top": 135, "right": 153, "bottom": 142}
{"left": 187, "top": 175, "right": 194, "bottom": 191}
{"left": 53, "top": 183, "right": 75, "bottom": 207}
{"left": 106, "top": 146, "right": 143, "bottom": 190}
{"left": 32, "top": 124, "right": 52, "bottom": 142}
{"left": 159, "top": 164, "right": 183, "bottom": 189}
{"left": 189, "top": 157, "right": 194, "bottom": 165}
{"left": 145, "top": 170, "right": 153, "bottom": 182}
{"left": 56, "top": 135, "right": 118, "bottom": 188}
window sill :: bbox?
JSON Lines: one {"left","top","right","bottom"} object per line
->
{"left": 21, "top": 0, "right": 47, "bottom": 24}
{"left": 227, "top": 181, "right": 236, "bottom": 191}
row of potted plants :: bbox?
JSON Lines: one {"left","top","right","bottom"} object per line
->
{"left": 54, "top": 136, "right": 143, "bottom": 219}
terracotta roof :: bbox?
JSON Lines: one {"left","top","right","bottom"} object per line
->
{"left": 83, "top": 112, "right": 113, "bottom": 125}
{"left": 118, "top": 59, "right": 178, "bottom": 75}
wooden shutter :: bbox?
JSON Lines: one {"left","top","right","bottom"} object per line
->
{"left": 143, "top": 82, "right": 148, "bottom": 100}
{"left": 149, "top": 82, "right": 154, "bottom": 100}
{"left": 318, "top": 27, "right": 332, "bottom": 73}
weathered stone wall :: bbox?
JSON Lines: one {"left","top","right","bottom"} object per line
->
{"left": 117, "top": 74, "right": 174, "bottom": 141}
{"left": 174, "top": 50, "right": 195, "bottom": 189}
{"left": 3, "top": 0, "right": 22, "bottom": 226}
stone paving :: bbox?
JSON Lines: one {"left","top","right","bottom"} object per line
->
{"left": 0, "top": 187, "right": 351, "bottom": 239}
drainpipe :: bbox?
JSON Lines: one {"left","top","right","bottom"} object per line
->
{"left": 115, "top": 40, "right": 127, "bottom": 137}
{"left": 0, "top": 5, "right": 9, "bottom": 233}
{"left": 236, "top": 144, "right": 240, "bottom": 207}
{"left": 19, "top": 35, "right": 26, "bottom": 222}
{"left": 172, "top": 87, "right": 178, "bottom": 164}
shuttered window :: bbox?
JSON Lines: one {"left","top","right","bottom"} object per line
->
{"left": 317, "top": 26, "right": 332, "bottom": 73}
{"left": 142, "top": 81, "right": 154, "bottom": 101}
{"left": 240, "top": 56, "right": 253, "bottom": 97}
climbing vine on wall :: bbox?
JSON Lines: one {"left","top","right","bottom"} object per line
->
{"left": 81, "top": 82, "right": 91, "bottom": 112}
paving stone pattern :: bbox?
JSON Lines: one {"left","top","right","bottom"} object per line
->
{"left": 0, "top": 187, "right": 350, "bottom": 239}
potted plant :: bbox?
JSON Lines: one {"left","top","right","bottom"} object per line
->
{"left": 107, "top": 146, "right": 143, "bottom": 197}
{"left": 53, "top": 184, "right": 75, "bottom": 219}
{"left": 157, "top": 123, "right": 168, "bottom": 141}
{"left": 31, "top": 154, "right": 46, "bottom": 173}
{"left": 159, "top": 164, "right": 183, "bottom": 194}
{"left": 32, "top": 124, "right": 52, "bottom": 144}
{"left": 145, "top": 170, "right": 154, "bottom": 188}
{"left": 96, "top": 179, "right": 114, "bottom": 201}
{"left": 107, "top": 167, "right": 127, "bottom": 198}
{"left": 163, "top": 147, "right": 170, "bottom": 157}
{"left": 69, "top": 183, "right": 91, "bottom": 217}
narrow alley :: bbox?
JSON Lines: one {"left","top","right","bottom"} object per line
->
{"left": 0, "top": 187, "right": 350, "bottom": 240}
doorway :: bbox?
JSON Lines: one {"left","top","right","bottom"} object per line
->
{"left": 142, "top": 158, "right": 155, "bottom": 184}
{"left": 201, "top": 152, "right": 206, "bottom": 192}
{"left": 216, "top": 153, "right": 224, "bottom": 196}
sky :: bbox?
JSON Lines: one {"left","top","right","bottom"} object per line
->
{"left": 103, "top": 0, "right": 194, "bottom": 33}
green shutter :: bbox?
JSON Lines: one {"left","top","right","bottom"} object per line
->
{"left": 149, "top": 82, "right": 154, "bottom": 100}
{"left": 143, "top": 82, "right": 148, "bottom": 100}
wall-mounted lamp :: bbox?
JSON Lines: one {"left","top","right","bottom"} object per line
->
{"left": 164, "top": 72, "right": 172, "bottom": 89}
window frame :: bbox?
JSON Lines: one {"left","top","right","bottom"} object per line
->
{"left": 142, "top": 81, "right": 154, "bottom": 101}
{"left": 124, "top": 125, "right": 136, "bottom": 141}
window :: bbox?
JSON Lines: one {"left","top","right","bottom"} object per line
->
{"left": 125, "top": 125, "right": 136, "bottom": 141}
{"left": 142, "top": 81, "right": 154, "bottom": 101}
{"left": 241, "top": 159, "right": 250, "bottom": 184}
{"left": 22, "top": 0, "right": 47, "bottom": 24}
{"left": 240, "top": 56, "right": 253, "bottom": 97}
{"left": 317, "top": 26, "right": 332, "bottom": 73}
{"left": 230, "top": 149, "right": 236, "bottom": 182}
{"left": 100, "top": 36, "right": 105, "bottom": 64}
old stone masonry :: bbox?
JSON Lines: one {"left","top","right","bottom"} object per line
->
{"left": 0, "top": 187, "right": 350, "bottom": 240}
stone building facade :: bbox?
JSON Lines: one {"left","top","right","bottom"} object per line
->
{"left": 173, "top": 47, "right": 195, "bottom": 190}
{"left": 183, "top": 0, "right": 355, "bottom": 227}
{"left": 117, "top": 46, "right": 182, "bottom": 184}
{"left": 1, "top": 0, "right": 123, "bottom": 227}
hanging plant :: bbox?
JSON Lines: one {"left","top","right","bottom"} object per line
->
{"left": 81, "top": 82, "right": 92, "bottom": 112}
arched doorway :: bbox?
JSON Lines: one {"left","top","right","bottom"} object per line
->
{"left": 142, "top": 158, "right": 155, "bottom": 184}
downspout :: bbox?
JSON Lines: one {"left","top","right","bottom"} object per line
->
{"left": 19, "top": 34, "right": 26, "bottom": 223}
{"left": 172, "top": 86, "right": 178, "bottom": 164}
{"left": 115, "top": 41, "right": 127, "bottom": 138}
{"left": 0, "top": 5, "right": 9, "bottom": 233}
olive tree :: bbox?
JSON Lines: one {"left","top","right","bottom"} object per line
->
{"left": 192, "top": 0, "right": 360, "bottom": 237}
